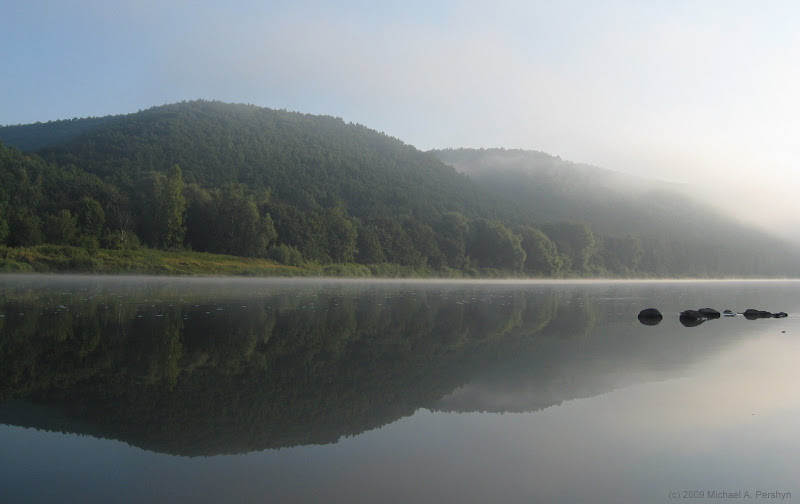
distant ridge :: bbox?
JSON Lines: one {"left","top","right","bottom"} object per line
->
{"left": 0, "top": 115, "right": 124, "bottom": 152}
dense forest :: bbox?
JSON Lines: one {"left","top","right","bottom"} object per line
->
{"left": 1, "top": 100, "right": 797, "bottom": 277}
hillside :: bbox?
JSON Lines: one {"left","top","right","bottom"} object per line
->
{"left": 1, "top": 101, "right": 798, "bottom": 277}
{"left": 0, "top": 115, "right": 122, "bottom": 152}
{"left": 2, "top": 101, "right": 495, "bottom": 271}
{"left": 433, "top": 148, "right": 799, "bottom": 276}
{"left": 31, "top": 102, "right": 487, "bottom": 222}
{"left": 434, "top": 148, "right": 753, "bottom": 238}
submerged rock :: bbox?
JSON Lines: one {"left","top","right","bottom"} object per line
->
{"left": 638, "top": 308, "right": 663, "bottom": 326}
{"left": 773, "top": 312, "right": 788, "bottom": 318}
{"left": 723, "top": 310, "right": 736, "bottom": 317}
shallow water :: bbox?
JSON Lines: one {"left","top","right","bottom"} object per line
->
{"left": 1, "top": 275, "right": 798, "bottom": 503}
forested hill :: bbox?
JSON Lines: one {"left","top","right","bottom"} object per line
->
{"left": 0, "top": 115, "right": 122, "bottom": 152}
{"left": 19, "top": 102, "right": 490, "bottom": 226}
{"left": 433, "top": 148, "right": 800, "bottom": 276}
{"left": 0, "top": 101, "right": 798, "bottom": 277}
{"left": 432, "top": 148, "right": 752, "bottom": 238}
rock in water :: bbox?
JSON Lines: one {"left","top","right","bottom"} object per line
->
{"left": 638, "top": 308, "right": 663, "bottom": 326}
{"left": 697, "top": 308, "right": 721, "bottom": 319}
{"left": 744, "top": 309, "right": 773, "bottom": 320}
{"left": 680, "top": 310, "right": 707, "bottom": 327}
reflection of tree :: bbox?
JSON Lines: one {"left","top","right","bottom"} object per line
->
{"left": 0, "top": 284, "right": 599, "bottom": 456}
{"left": 535, "top": 291, "right": 599, "bottom": 341}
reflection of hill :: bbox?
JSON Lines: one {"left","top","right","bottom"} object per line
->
{"left": 0, "top": 278, "right": 757, "bottom": 456}
{"left": 433, "top": 313, "right": 750, "bottom": 414}
{"left": 0, "top": 280, "right": 579, "bottom": 456}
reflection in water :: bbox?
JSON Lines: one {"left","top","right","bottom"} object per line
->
{"left": 0, "top": 277, "right": 584, "bottom": 455}
{"left": 2, "top": 277, "right": 800, "bottom": 504}
{"left": 0, "top": 276, "right": 797, "bottom": 458}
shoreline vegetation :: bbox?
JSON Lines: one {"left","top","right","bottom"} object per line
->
{"left": 0, "top": 244, "right": 530, "bottom": 278}
{"left": 1, "top": 245, "right": 797, "bottom": 280}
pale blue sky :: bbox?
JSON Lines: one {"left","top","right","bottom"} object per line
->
{"left": 3, "top": 1, "right": 800, "bottom": 239}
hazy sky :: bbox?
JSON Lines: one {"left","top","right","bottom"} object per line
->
{"left": 3, "top": 1, "right": 800, "bottom": 240}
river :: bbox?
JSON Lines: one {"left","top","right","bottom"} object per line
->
{"left": 1, "top": 275, "right": 798, "bottom": 503}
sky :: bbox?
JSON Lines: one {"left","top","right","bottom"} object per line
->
{"left": 3, "top": 0, "right": 800, "bottom": 241}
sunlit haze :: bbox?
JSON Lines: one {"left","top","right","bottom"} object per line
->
{"left": 3, "top": 1, "right": 799, "bottom": 241}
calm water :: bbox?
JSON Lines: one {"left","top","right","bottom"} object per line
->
{"left": 1, "top": 275, "right": 799, "bottom": 503}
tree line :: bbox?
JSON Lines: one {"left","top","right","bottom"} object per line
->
{"left": 0, "top": 139, "right": 630, "bottom": 276}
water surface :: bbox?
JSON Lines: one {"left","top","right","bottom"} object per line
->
{"left": 1, "top": 276, "right": 798, "bottom": 503}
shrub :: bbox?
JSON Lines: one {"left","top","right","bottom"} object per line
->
{"left": 267, "top": 244, "right": 304, "bottom": 266}
{"left": 77, "top": 235, "right": 100, "bottom": 255}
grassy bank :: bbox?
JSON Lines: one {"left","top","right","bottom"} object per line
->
{"left": 0, "top": 245, "right": 468, "bottom": 278}
{"left": 3, "top": 245, "right": 747, "bottom": 280}
{"left": 0, "top": 245, "right": 307, "bottom": 277}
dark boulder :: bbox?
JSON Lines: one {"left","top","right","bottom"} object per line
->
{"left": 680, "top": 310, "right": 707, "bottom": 327}
{"left": 743, "top": 309, "right": 773, "bottom": 320}
{"left": 774, "top": 312, "right": 788, "bottom": 318}
{"left": 697, "top": 308, "right": 721, "bottom": 320}
{"left": 723, "top": 310, "right": 736, "bottom": 317}
{"left": 638, "top": 308, "right": 663, "bottom": 326}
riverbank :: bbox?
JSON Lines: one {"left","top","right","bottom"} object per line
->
{"left": 0, "top": 245, "right": 457, "bottom": 278}
{"left": 0, "top": 245, "right": 308, "bottom": 277}
{"left": 3, "top": 245, "right": 786, "bottom": 280}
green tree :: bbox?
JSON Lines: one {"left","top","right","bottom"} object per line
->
{"left": 374, "top": 219, "right": 422, "bottom": 266}
{"left": 404, "top": 218, "right": 445, "bottom": 268}
{"left": 77, "top": 197, "right": 105, "bottom": 238}
{"left": 600, "top": 233, "right": 644, "bottom": 274}
{"left": 137, "top": 172, "right": 166, "bottom": 247}
{"left": 106, "top": 200, "right": 137, "bottom": 250}
{"left": 435, "top": 212, "right": 469, "bottom": 269}
{"left": 43, "top": 209, "right": 78, "bottom": 244}
{"left": 0, "top": 206, "right": 9, "bottom": 245}
{"left": 213, "top": 184, "right": 277, "bottom": 257}
{"left": 7, "top": 210, "right": 43, "bottom": 247}
{"left": 137, "top": 166, "right": 186, "bottom": 248}
{"left": 323, "top": 207, "right": 358, "bottom": 263}
{"left": 467, "top": 219, "right": 526, "bottom": 271}
{"left": 267, "top": 243, "right": 304, "bottom": 266}
{"left": 543, "top": 222, "right": 599, "bottom": 273}
{"left": 270, "top": 203, "right": 329, "bottom": 262}
{"left": 518, "top": 226, "right": 562, "bottom": 276}
{"left": 355, "top": 222, "right": 386, "bottom": 264}
{"left": 184, "top": 183, "right": 214, "bottom": 252}
{"left": 161, "top": 165, "right": 187, "bottom": 248}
